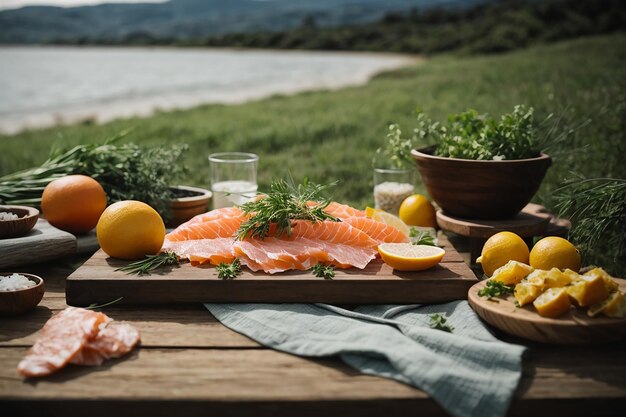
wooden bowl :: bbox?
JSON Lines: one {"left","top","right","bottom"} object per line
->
{"left": 0, "top": 205, "right": 39, "bottom": 239}
{"left": 411, "top": 147, "right": 551, "bottom": 220}
{"left": 0, "top": 273, "right": 45, "bottom": 316}
{"left": 168, "top": 185, "right": 212, "bottom": 227}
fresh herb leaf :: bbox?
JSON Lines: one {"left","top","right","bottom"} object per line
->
{"left": 216, "top": 258, "right": 241, "bottom": 280}
{"left": 478, "top": 280, "right": 514, "bottom": 299}
{"left": 116, "top": 252, "right": 179, "bottom": 276}
{"left": 236, "top": 178, "right": 339, "bottom": 240}
{"left": 429, "top": 313, "right": 454, "bottom": 332}
{"left": 312, "top": 263, "right": 335, "bottom": 280}
{"left": 409, "top": 228, "right": 437, "bottom": 246}
{"left": 87, "top": 297, "right": 124, "bottom": 310}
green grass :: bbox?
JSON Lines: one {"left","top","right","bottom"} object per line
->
{"left": 2, "top": 34, "right": 625, "bottom": 214}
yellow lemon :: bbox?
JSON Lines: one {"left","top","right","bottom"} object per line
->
{"left": 566, "top": 274, "right": 609, "bottom": 307}
{"left": 490, "top": 260, "right": 534, "bottom": 285}
{"left": 398, "top": 194, "right": 437, "bottom": 228}
{"left": 365, "top": 206, "right": 383, "bottom": 218}
{"left": 529, "top": 236, "right": 581, "bottom": 272}
{"left": 96, "top": 200, "right": 165, "bottom": 260}
{"left": 514, "top": 282, "right": 542, "bottom": 307}
{"left": 587, "top": 291, "right": 626, "bottom": 318}
{"left": 371, "top": 210, "right": 410, "bottom": 237}
{"left": 533, "top": 287, "right": 571, "bottom": 318}
{"left": 476, "top": 231, "right": 529, "bottom": 277}
{"left": 378, "top": 243, "right": 445, "bottom": 271}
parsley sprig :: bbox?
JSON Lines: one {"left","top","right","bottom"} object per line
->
{"left": 409, "top": 228, "right": 437, "bottom": 246}
{"left": 236, "top": 178, "right": 339, "bottom": 240}
{"left": 477, "top": 280, "right": 514, "bottom": 299}
{"left": 311, "top": 263, "right": 335, "bottom": 280}
{"left": 429, "top": 313, "right": 454, "bottom": 332}
{"left": 216, "top": 258, "right": 241, "bottom": 280}
{"left": 116, "top": 252, "right": 179, "bottom": 276}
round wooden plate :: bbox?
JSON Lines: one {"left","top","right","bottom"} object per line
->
{"left": 468, "top": 278, "right": 626, "bottom": 344}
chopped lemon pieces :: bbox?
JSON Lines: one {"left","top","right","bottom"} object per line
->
{"left": 543, "top": 268, "right": 573, "bottom": 289}
{"left": 566, "top": 274, "right": 610, "bottom": 307}
{"left": 377, "top": 243, "right": 445, "bottom": 271}
{"left": 490, "top": 260, "right": 534, "bottom": 285}
{"left": 533, "top": 288, "right": 572, "bottom": 318}
{"left": 585, "top": 267, "right": 620, "bottom": 293}
{"left": 587, "top": 291, "right": 626, "bottom": 318}
{"left": 514, "top": 282, "right": 542, "bottom": 307}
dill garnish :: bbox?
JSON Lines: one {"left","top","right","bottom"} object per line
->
{"left": 116, "top": 252, "right": 179, "bottom": 276}
{"left": 235, "top": 178, "right": 339, "bottom": 240}
{"left": 429, "top": 313, "right": 453, "bottom": 332}
{"left": 478, "top": 280, "right": 514, "bottom": 299}
{"left": 87, "top": 297, "right": 124, "bottom": 310}
{"left": 216, "top": 258, "right": 241, "bottom": 280}
{"left": 311, "top": 263, "right": 335, "bottom": 280}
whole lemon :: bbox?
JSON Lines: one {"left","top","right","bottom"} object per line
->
{"left": 398, "top": 194, "right": 437, "bottom": 228}
{"left": 529, "top": 236, "right": 580, "bottom": 272}
{"left": 41, "top": 174, "right": 107, "bottom": 234}
{"left": 476, "top": 231, "right": 529, "bottom": 276}
{"left": 96, "top": 200, "right": 165, "bottom": 260}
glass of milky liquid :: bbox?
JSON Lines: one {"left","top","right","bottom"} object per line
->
{"left": 373, "top": 168, "right": 415, "bottom": 215}
{"left": 209, "top": 152, "right": 259, "bottom": 209}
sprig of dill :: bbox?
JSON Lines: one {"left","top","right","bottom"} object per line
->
{"left": 409, "top": 228, "right": 437, "bottom": 246}
{"left": 311, "top": 263, "right": 335, "bottom": 280}
{"left": 116, "top": 252, "right": 179, "bottom": 276}
{"left": 87, "top": 297, "right": 124, "bottom": 310}
{"left": 216, "top": 258, "right": 241, "bottom": 280}
{"left": 429, "top": 313, "right": 453, "bottom": 332}
{"left": 478, "top": 280, "right": 514, "bottom": 299}
{"left": 236, "top": 178, "right": 339, "bottom": 240}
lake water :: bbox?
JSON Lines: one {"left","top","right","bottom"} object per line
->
{"left": 0, "top": 46, "right": 416, "bottom": 134}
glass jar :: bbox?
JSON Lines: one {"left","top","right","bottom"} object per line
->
{"left": 373, "top": 167, "right": 415, "bottom": 215}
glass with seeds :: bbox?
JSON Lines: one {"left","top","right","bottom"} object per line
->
{"left": 373, "top": 167, "right": 415, "bottom": 215}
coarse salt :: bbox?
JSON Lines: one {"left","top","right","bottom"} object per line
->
{"left": 0, "top": 211, "right": 20, "bottom": 221}
{"left": 374, "top": 181, "right": 414, "bottom": 214}
{"left": 0, "top": 273, "right": 36, "bottom": 291}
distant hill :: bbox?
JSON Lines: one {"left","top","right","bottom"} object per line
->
{"left": 0, "top": 0, "right": 479, "bottom": 44}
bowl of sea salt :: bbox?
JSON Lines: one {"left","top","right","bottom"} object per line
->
{"left": 0, "top": 273, "right": 45, "bottom": 316}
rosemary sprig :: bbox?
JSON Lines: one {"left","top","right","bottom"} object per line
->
{"left": 236, "top": 178, "right": 339, "bottom": 240}
{"left": 311, "top": 263, "right": 335, "bottom": 280}
{"left": 478, "top": 280, "right": 514, "bottom": 299}
{"left": 87, "top": 297, "right": 124, "bottom": 310}
{"left": 216, "top": 258, "right": 241, "bottom": 279}
{"left": 409, "top": 228, "right": 437, "bottom": 246}
{"left": 429, "top": 313, "right": 453, "bottom": 332}
{"left": 116, "top": 252, "right": 179, "bottom": 276}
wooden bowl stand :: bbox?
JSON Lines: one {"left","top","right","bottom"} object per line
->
{"left": 436, "top": 203, "right": 571, "bottom": 265}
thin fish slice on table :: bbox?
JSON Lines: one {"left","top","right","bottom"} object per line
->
{"left": 17, "top": 307, "right": 109, "bottom": 377}
{"left": 71, "top": 323, "right": 140, "bottom": 366}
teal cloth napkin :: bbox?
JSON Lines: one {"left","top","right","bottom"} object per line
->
{"left": 205, "top": 301, "right": 526, "bottom": 417}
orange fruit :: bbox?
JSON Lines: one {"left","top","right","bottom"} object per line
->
{"left": 97, "top": 200, "right": 165, "bottom": 260}
{"left": 398, "top": 194, "right": 437, "bottom": 228}
{"left": 476, "top": 231, "right": 529, "bottom": 277}
{"left": 41, "top": 174, "right": 107, "bottom": 234}
{"left": 529, "top": 236, "right": 581, "bottom": 272}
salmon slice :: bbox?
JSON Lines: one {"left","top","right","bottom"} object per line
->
{"left": 324, "top": 202, "right": 366, "bottom": 219}
{"left": 71, "top": 323, "right": 140, "bottom": 366}
{"left": 343, "top": 217, "right": 409, "bottom": 244}
{"left": 186, "top": 206, "right": 245, "bottom": 224}
{"left": 163, "top": 237, "right": 236, "bottom": 265}
{"left": 17, "top": 307, "right": 109, "bottom": 377}
{"left": 234, "top": 238, "right": 329, "bottom": 273}
{"left": 165, "top": 216, "right": 243, "bottom": 242}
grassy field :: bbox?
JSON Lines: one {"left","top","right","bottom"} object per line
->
{"left": 2, "top": 34, "right": 624, "bottom": 213}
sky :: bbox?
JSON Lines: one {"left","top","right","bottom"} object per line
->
{"left": 0, "top": 0, "right": 167, "bottom": 10}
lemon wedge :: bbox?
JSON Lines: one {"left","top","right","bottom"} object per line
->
{"left": 378, "top": 243, "right": 445, "bottom": 271}
{"left": 587, "top": 291, "right": 626, "bottom": 318}
{"left": 543, "top": 268, "right": 573, "bottom": 288}
{"left": 490, "top": 260, "right": 533, "bottom": 285}
{"left": 514, "top": 282, "right": 542, "bottom": 307}
{"left": 365, "top": 206, "right": 382, "bottom": 218}
{"left": 533, "top": 287, "right": 571, "bottom": 318}
{"left": 584, "top": 267, "right": 620, "bottom": 293}
{"left": 566, "top": 274, "right": 610, "bottom": 307}
{"left": 371, "top": 211, "right": 410, "bottom": 237}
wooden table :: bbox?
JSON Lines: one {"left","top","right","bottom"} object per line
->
{"left": 2, "top": 237, "right": 625, "bottom": 417}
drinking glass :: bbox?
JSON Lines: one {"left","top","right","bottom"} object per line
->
{"left": 373, "top": 167, "right": 415, "bottom": 215}
{"left": 209, "top": 152, "right": 259, "bottom": 209}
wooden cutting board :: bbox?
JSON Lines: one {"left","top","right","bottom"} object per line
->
{"left": 468, "top": 278, "right": 626, "bottom": 344}
{"left": 66, "top": 235, "right": 478, "bottom": 305}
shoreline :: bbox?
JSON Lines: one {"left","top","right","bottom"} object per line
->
{"left": 0, "top": 47, "right": 421, "bottom": 136}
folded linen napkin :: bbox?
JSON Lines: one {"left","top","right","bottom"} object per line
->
{"left": 205, "top": 301, "right": 526, "bottom": 417}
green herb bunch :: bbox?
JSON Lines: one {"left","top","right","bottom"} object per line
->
{"left": 555, "top": 177, "right": 626, "bottom": 276}
{"left": 477, "top": 280, "right": 514, "bottom": 299}
{"left": 429, "top": 313, "right": 453, "bottom": 332}
{"left": 413, "top": 105, "right": 539, "bottom": 160}
{"left": 311, "top": 263, "right": 335, "bottom": 280}
{"left": 373, "top": 123, "right": 416, "bottom": 169}
{"left": 236, "top": 178, "right": 339, "bottom": 240}
{"left": 0, "top": 132, "right": 188, "bottom": 219}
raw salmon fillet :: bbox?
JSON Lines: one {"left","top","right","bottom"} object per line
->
{"left": 343, "top": 217, "right": 409, "bottom": 244}
{"left": 18, "top": 308, "right": 140, "bottom": 377}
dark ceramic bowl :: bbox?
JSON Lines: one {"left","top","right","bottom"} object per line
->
{"left": 0, "top": 273, "right": 45, "bottom": 316}
{"left": 0, "top": 205, "right": 39, "bottom": 239}
{"left": 411, "top": 147, "right": 551, "bottom": 220}
{"left": 168, "top": 185, "right": 213, "bottom": 227}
